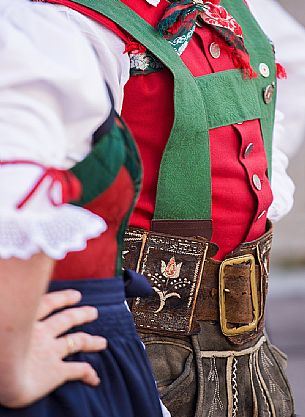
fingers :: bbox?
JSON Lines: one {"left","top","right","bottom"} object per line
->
{"left": 44, "top": 305, "right": 99, "bottom": 336}
{"left": 58, "top": 332, "right": 107, "bottom": 358}
{"left": 64, "top": 362, "right": 101, "bottom": 386}
{"left": 36, "top": 290, "right": 82, "bottom": 320}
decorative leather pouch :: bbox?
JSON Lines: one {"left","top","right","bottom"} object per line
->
{"left": 123, "top": 228, "right": 209, "bottom": 336}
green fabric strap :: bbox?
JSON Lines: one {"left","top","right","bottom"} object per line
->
{"left": 71, "top": 0, "right": 276, "bottom": 221}
{"left": 197, "top": 71, "right": 261, "bottom": 129}
{"left": 68, "top": 0, "right": 211, "bottom": 220}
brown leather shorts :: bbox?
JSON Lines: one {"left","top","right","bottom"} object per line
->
{"left": 140, "top": 326, "right": 294, "bottom": 417}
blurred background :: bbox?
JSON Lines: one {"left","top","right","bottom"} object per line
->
{"left": 250, "top": 0, "right": 305, "bottom": 414}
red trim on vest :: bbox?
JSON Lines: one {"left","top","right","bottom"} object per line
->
{"left": 53, "top": 166, "right": 134, "bottom": 280}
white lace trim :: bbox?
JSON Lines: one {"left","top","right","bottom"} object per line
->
{"left": 0, "top": 204, "right": 107, "bottom": 260}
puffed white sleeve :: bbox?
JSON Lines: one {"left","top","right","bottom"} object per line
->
{"left": 248, "top": 0, "right": 305, "bottom": 157}
{"left": 0, "top": 0, "right": 113, "bottom": 260}
{"left": 268, "top": 110, "right": 295, "bottom": 222}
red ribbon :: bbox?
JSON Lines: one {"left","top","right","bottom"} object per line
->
{"left": 0, "top": 161, "right": 82, "bottom": 209}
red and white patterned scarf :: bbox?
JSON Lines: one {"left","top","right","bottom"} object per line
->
{"left": 157, "top": 0, "right": 256, "bottom": 78}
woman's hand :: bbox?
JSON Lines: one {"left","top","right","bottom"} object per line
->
{"left": 1, "top": 289, "right": 107, "bottom": 408}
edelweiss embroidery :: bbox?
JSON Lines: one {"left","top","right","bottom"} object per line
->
{"left": 130, "top": 51, "right": 164, "bottom": 76}
{"left": 125, "top": 40, "right": 164, "bottom": 76}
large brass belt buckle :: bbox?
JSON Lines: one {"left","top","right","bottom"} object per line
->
{"left": 219, "top": 254, "right": 259, "bottom": 336}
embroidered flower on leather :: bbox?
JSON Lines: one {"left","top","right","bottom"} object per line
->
{"left": 161, "top": 256, "right": 182, "bottom": 279}
{"left": 151, "top": 257, "right": 183, "bottom": 313}
{"left": 152, "top": 287, "right": 181, "bottom": 313}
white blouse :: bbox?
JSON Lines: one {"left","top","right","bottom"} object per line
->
{"left": 248, "top": 0, "right": 305, "bottom": 158}
{"left": 0, "top": 0, "right": 294, "bottom": 259}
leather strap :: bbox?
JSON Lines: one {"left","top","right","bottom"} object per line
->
{"left": 151, "top": 219, "right": 213, "bottom": 240}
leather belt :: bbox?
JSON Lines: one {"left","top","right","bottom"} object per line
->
{"left": 122, "top": 224, "right": 272, "bottom": 344}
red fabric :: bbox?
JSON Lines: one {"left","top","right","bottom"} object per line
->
{"left": 53, "top": 166, "right": 134, "bottom": 280}
{"left": 276, "top": 62, "right": 287, "bottom": 79}
{"left": 40, "top": 0, "right": 272, "bottom": 261}
{"left": 122, "top": 70, "right": 174, "bottom": 230}
{"left": 209, "top": 121, "right": 273, "bottom": 259}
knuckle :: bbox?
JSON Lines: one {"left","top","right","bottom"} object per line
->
{"left": 78, "top": 308, "right": 97, "bottom": 325}
{"left": 81, "top": 362, "right": 93, "bottom": 377}
{"left": 41, "top": 293, "right": 57, "bottom": 311}
{"left": 48, "top": 312, "right": 70, "bottom": 332}
{"left": 67, "top": 307, "right": 91, "bottom": 322}
{"left": 62, "top": 308, "right": 81, "bottom": 325}
{"left": 58, "top": 313, "right": 71, "bottom": 327}
{"left": 77, "top": 332, "right": 89, "bottom": 346}
{"left": 65, "top": 309, "right": 78, "bottom": 320}
{"left": 82, "top": 306, "right": 98, "bottom": 319}
{"left": 101, "top": 338, "right": 108, "bottom": 349}
{"left": 60, "top": 289, "right": 79, "bottom": 304}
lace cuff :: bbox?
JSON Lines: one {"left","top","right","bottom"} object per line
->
{"left": 0, "top": 162, "right": 107, "bottom": 259}
{"left": 0, "top": 204, "right": 107, "bottom": 260}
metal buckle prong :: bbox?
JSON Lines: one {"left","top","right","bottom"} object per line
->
{"left": 219, "top": 254, "right": 259, "bottom": 336}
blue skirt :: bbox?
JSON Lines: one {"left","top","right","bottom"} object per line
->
{"left": 0, "top": 275, "right": 163, "bottom": 417}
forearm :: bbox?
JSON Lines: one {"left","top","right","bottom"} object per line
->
{"left": 0, "top": 254, "right": 54, "bottom": 399}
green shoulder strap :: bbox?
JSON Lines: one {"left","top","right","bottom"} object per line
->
{"left": 66, "top": 0, "right": 276, "bottom": 222}
{"left": 64, "top": 0, "right": 212, "bottom": 221}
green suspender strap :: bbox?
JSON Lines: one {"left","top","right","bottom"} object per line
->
{"left": 65, "top": 0, "right": 276, "bottom": 227}
{"left": 72, "top": 0, "right": 212, "bottom": 224}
